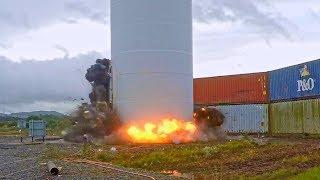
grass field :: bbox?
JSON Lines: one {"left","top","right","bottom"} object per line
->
{"left": 1, "top": 117, "right": 319, "bottom": 179}
{"left": 42, "top": 136, "right": 320, "bottom": 179}
{"left": 0, "top": 115, "right": 70, "bottom": 137}
{"left": 0, "top": 122, "right": 28, "bottom": 136}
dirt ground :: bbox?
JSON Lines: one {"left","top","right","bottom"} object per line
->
{"left": 1, "top": 135, "right": 320, "bottom": 179}
{"left": 0, "top": 136, "right": 176, "bottom": 179}
{"left": 99, "top": 135, "right": 320, "bottom": 179}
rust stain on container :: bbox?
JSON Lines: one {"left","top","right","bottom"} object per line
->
{"left": 194, "top": 72, "right": 269, "bottom": 105}
{"left": 270, "top": 99, "right": 320, "bottom": 134}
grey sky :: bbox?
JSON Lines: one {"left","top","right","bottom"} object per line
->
{"left": 0, "top": 0, "right": 319, "bottom": 113}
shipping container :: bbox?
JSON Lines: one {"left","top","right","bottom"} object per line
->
{"left": 29, "top": 120, "right": 46, "bottom": 138}
{"left": 269, "top": 59, "right": 320, "bottom": 102}
{"left": 213, "top": 104, "right": 269, "bottom": 133}
{"left": 270, "top": 99, "right": 320, "bottom": 134}
{"left": 194, "top": 72, "right": 268, "bottom": 105}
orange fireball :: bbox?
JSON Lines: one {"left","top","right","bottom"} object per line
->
{"left": 126, "top": 119, "right": 196, "bottom": 144}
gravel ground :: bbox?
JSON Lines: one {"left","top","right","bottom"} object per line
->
{"left": 0, "top": 136, "right": 48, "bottom": 179}
{"left": 0, "top": 136, "right": 179, "bottom": 180}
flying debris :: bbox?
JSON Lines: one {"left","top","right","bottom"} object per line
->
{"left": 193, "top": 106, "right": 226, "bottom": 141}
{"left": 194, "top": 106, "right": 224, "bottom": 128}
{"left": 63, "top": 58, "right": 121, "bottom": 143}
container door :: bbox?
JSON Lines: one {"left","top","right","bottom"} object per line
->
{"left": 303, "top": 99, "right": 320, "bottom": 134}
{"left": 270, "top": 102, "right": 304, "bottom": 134}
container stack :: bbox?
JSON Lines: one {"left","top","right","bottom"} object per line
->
{"left": 194, "top": 73, "right": 269, "bottom": 133}
{"left": 269, "top": 59, "right": 320, "bottom": 134}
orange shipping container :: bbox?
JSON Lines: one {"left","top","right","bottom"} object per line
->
{"left": 194, "top": 72, "right": 269, "bottom": 105}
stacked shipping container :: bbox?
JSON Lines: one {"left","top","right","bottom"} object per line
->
{"left": 194, "top": 73, "right": 269, "bottom": 133}
{"left": 270, "top": 99, "right": 320, "bottom": 134}
{"left": 194, "top": 59, "right": 320, "bottom": 134}
{"left": 194, "top": 73, "right": 269, "bottom": 105}
{"left": 269, "top": 59, "right": 320, "bottom": 101}
{"left": 269, "top": 59, "right": 320, "bottom": 134}
{"left": 215, "top": 104, "right": 269, "bottom": 133}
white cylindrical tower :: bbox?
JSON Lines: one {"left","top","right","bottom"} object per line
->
{"left": 111, "top": 0, "right": 193, "bottom": 122}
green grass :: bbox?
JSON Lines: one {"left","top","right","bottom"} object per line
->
{"left": 42, "top": 139, "right": 257, "bottom": 172}
{"left": 248, "top": 164, "right": 320, "bottom": 179}
{"left": 283, "top": 155, "right": 311, "bottom": 165}
{"left": 99, "top": 139, "right": 256, "bottom": 171}
{"left": 293, "top": 166, "right": 320, "bottom": 180}
{"left": 46, "top": 118, "right": 72, "bottom": 136}
{"left": 42, "top": 144, "right": 71, "bottom": 160}
{"left": 0, "top": 121, "right": 27, "bottom": 136}
{"left": 41, "top": 138, "right": 320, "bottom": 179}
{"left": 96, "top": 151, "right": 116, "bottom": 162}
{"left": 247, "top": 168, "right": 299, "bottom": 180}
{"left": 0, "top": 115, "right": 72, "bottom": 137}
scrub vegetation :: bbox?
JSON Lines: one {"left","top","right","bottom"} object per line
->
{"left": 26, "top": 115, "right": 71, "bottom": 136}
{"left": 42, "top": 137, "right": 320, "bottom": 179}
{"left": 0, "top": 115, "right": 71, "bottom": 136}
{"left": 0, "top": 121, "right": 27, "bottom": 136}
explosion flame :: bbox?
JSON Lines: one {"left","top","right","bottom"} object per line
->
{"left": 64, "top": 59, "right": 225, "bottom": 144}
{"left": 125, "top": 119, "right": 197, "bottom": 144}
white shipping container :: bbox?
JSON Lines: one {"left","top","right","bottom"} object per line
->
{"left": 213, "top": 104, "right": 269, "bottom": 133}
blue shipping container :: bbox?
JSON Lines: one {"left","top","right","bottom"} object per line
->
{"left": 29, "top": 120, "right": 46, "bottom": 138}
{"left": 269, "top": 59, "right": 320, "bottom": 101}
{"left": 213, "top": 104, "right": 269, "bottom": 133}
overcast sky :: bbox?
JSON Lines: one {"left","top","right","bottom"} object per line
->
{"left": 0, "top": 0, "right": 319, "bottom": 113}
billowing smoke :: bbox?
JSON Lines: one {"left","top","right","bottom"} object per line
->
{"left": 63, "top": 58, "right": 122, "bottom": 143}
{"left": 63, "top": 58, "right": 226, "bottom": 144}
{"left": 85, "top": 58, "right": 111, "bottom": 104}
{"left": 193, "top": 106, "right": 226, "bottom": 141}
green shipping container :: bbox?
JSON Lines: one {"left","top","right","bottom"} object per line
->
{"left": 270, "top": 99, "right": 320, "bottom": 134}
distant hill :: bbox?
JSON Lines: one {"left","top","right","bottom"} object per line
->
{"left": 0, "top": 111, "right": 65, "bottom": 119}
{"left": 0, "top": 113, "right": 11, "bottom": 118}
{"left": 0, "top": 113, "right": 12, "bottom": 122}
